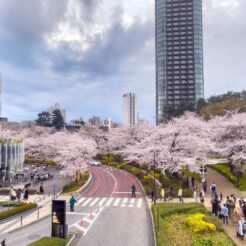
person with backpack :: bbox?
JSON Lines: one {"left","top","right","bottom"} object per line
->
{"left": 226, "top": 196, "right": 234, "bottom": 219}
{"left": 69, "top": 195, "right": 77, "bottom": 212}
{"left": 210, "top": 182, "right": 216, "bottom": 195}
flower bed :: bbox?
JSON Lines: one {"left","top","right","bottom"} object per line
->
{"left": 152, "top": 203, "right": 235, "bottom": 246}
{"left": 62, "top": 172, "right": 90, "bottom": 193}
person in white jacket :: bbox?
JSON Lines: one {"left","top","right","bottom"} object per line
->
{"left": 178, "top": 188, "right": 183, "bottom": 203}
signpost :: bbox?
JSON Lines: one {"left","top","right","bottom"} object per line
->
{"left": 51, "top": 200, "right": 67, "bottom": 239}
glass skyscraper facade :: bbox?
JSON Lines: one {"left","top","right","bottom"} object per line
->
{"left": 155, "top": 0, "right": 204, "bottom": 124}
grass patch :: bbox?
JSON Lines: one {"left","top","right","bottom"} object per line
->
{"left": 27, "top": 235, "right": 72, "bottom": 246}
{"left": 209, "top": 164, "right": 246, "bottom": 191}
{"left": 0, "top": 203, "right": 37, "bottom": 221}
{"left": 152, "top": 203, "right": 235, "bottom": 246}
{"left": 62, "top": 172, "right": 90, "bottom": 193}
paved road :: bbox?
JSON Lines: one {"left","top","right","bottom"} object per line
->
{"left": 1, "top": 166, "right": 154, "bottom": 246}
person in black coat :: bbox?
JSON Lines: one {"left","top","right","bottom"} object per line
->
{"left": 23, "top": 188, "right": 29, "bottom": 200}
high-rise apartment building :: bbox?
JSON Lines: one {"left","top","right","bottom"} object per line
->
{"left": 155, "top": 0, "right": 204, "bottom": 124}
{"left": 123, "top": 93, "right": 137, "bottom": 126}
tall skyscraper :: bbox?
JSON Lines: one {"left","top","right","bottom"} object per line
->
{"left": 123, "top": 93, "right": 137, "bottom": 126}
{"left": 155, "top": 0, "right": 204, "bottom": 124}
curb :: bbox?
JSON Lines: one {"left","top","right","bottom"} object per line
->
{"left": 67, "top": 172, "right": 92, "bottom": 197}
{"left": 66, "top": 233, "right": 75, "bottom": 246}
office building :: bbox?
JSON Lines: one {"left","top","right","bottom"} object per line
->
{"left": 123, "top": 93, "right": 137, "bottom": 126}
{"left": 0, "top": 140, "right": 25, "bottom": 179}
{"left": 155, "top": 0, "right": 204, "bottom": 124}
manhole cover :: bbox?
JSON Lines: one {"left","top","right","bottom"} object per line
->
{"left": 28, "top": 234, "right": 41, "bottom": 240}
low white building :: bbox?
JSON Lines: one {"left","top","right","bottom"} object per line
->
{"left": 0, "top": 140, "right": 25, "bottom": 179}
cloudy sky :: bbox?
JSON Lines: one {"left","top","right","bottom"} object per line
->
{"left": 0, "top": 0, "right": 245, "bottom": 123}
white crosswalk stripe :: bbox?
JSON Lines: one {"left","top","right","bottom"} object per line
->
{"left": 89, "top": 198, "right": 100, "bottom": 207}
{"left": 113, "top": 198, "right": 121, "bottom": 207}
{"left": 78, "top": 197, "right": 143, "bottom": 208}
{"left": 105, "top": 198, "right": 114, "bottom": 207}
{"left": 82, "top": 198, "right": 93, "bottom": 207}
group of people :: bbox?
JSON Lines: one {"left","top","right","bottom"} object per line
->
{"left": 9, "top": 187, "right": 29, "bottom": 201}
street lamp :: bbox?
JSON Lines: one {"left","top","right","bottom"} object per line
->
{"left": 151, "top": 150, "right": 157, "bottom": 204}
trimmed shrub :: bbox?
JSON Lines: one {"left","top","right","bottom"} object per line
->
{"left": 0, "top": 203, "right": 37, "bottom": 221}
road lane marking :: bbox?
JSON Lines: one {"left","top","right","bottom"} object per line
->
{"left": 81, "top": 198, "right": 93, "bottom": 206}
{"left": 113, "top": 192, "right": 141, "bottom": 194}
{"left": 121, "top": 198, "right": 128, "bottom": 207}
{"left": 129, "top": 198, "right": 135, "bottom": 208}
{"left": 105, "top": 198, "right": 114, "bottom": 207}
{"left": 73, "top": 223, "right": 87, "bottom": 232}
{"left": 77, "top": 197, "right": 86, "bottom": 205}
{"left": 67, "top": 212, "right": 88, "bottom": 215}
{"left": 89, "top": 198, "right": 100, "bottom": 207}
{"left": 99, "top": 197, "right": 107, "bottom": 206}
{"left": 137, "top": 199, "right": 143, "bottom": 208}
{"left": 113, "top": 198, "right": 121, "bottom": 207}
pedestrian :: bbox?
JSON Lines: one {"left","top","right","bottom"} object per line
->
{"left": 9, "top": 187, "right": 16, "bottom": 201}
{"left": 242, "top": 202, "right": 246, "bottom": 219}
{"left": 16, "top": 188, "right": 22, "bottom": 202}
{"left": 23, "top": 188, "right": 29, "bottom": 200}
{"left": 178, "top": 188, "right": 183, "bottom": 203}
{"left": 160, "top": 188, "right": 165, "bottom": 201}
{"left": 168, "top": 186, "right": 173, "bottom": 201}
{"left": 151, "top": 190, "right": 156, "bottom": 203}
{"left": 214, "top": 197, "right": 220, "bottom": 216}
{"left": 210, "top": 182, "right": 216, "bottom": 195}
{"left": 221, "top": 204, "right": 229, "bottom": 224}
{"left": 193, "top": 189, "right": 197, "bottom": 202}
{"left": 40, "top": 182, "right": 44, "bottom": 195}
{"left": 199, "top": 190, "right": 205, "bottom": 203}
{"left": 237, "top": 217, "right": 246, "bottom": 240}
{"left": 226, "top": 196, "right": 234, "bottom": 219}
{"left": 191, "top": 176, "right": 195, "bottom": 188}
{"left": 131, "top": 184, "right": 136, "bottom": 198}
{"left": 220, "top": 192, "right": 223, "bottom": 202}
{"left": 203, "top": 179, "right": 207, "bottom": 193}
{"left": 239, "top": 197, "right": 245, "bottom": 208}
{"left": 69, "top": 195, "right": 77, "bottom": 212}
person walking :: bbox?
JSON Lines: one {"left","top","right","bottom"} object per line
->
{"left": 203, "top": 179, "right": 207, "bottom": 193}
{"left": 23, "top": 188, "right": 29, "bottom": 200}
{"left": 178, "top": 188, "right": 183, "bottom": 203}
{"left": 191, "top": 177, "right": 195, "bottom": 188}
{"left": 220, "top": 192, "right": 223, "bottom": 202}
{"left": 199, "top": 190, "right": 205, "bottom": 203}
{"left": 69, "top": 195, "right": 77, "bottom": 212}
{"left": 226, "top": 196, "right": 234, "bottom": 219}
{"left": 193, "top": 189, "right": 197, "bottom": 202}
{"left": 151, "top": 190, "right": 156, "bottom": 203}
{"left": 131, "top": 184, "right": 136, "bottom": 198}
{"left": 221, "top": 204, "right": 229, "bottom": 224}
{"left": 16, "top": 189, "right": 22, "bottom": 202}
{"left": 210, "top": 182, "right": 216, "bottom": 195}
{"left": 242, "top": 202, "right": 246, "bottom": 219}
{"left": 160, "top": 188, "right": 165, "bottom": 201}
{"left": 40, "top": 182, "right": 44, "bottom": 195}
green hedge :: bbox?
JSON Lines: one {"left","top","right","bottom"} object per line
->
{"left": 0, "top": 203, "right": 37, "bottom": 221}
{"left": 27, "top": 236, "right": 71, "bottom": 246}
{"left": 25, "top": 158, "right": 58, "bottom": 166}
{"left": 62, "top": 172, "right": 90, "bottom": 193}
{"left": 152, "top": 203, "right": 235, "bottom": 246}
{"left": 0, "top": 188, "right": 37, "bottom": 195}
{"left": 0, "top": 201, "right": 24, "bottom": 207}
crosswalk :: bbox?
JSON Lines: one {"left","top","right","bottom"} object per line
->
{"left": 77, "top": 197, "right": 143, "bottom": 209}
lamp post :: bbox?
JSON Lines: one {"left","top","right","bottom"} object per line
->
{"left": 152, "top": 151, "right": 157, "bottom": 204}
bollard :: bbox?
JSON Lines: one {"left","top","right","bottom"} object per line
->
{"left": 89, "top": 211, "right": 93, "bottom": 219}
{"left": 20, "top": 216, "right": 23, "bottom": 227}
{"left": 80, "top": 218, "right": 83, "bottom": 227}
{"left": 37, "top": 209, "right": 40, "bottom": 220}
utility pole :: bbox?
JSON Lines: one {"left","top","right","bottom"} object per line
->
{"left": 153, "top": 151, "right": 157, "bottom": 204}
